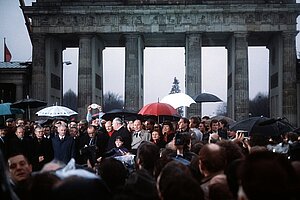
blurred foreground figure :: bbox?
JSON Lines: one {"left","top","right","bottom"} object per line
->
{"left": 238, "top": 151, "right": 300, "bottom": 200}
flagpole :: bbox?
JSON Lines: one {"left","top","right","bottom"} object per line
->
{"left": 3, "top": 38, "right": 5, "bottom": 62}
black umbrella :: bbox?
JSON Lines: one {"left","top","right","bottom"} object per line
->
{"left": 229, "top": 116, "right": 294, "bottom": 137}
{"left": 101, "top": 108, "right": 140, "bottom": 121}
{"left": 11, "top": 95, "right": 47, "bottom": 120}
{"left": 193, "top": 93, "right": 222, "bottom": 103}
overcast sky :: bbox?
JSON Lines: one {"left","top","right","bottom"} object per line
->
{"left": 1, "top": 0, "right": 299, "bottom": 117}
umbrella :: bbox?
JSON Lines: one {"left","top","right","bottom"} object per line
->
{"left": 36, "top": 105, "right": 77, "bottom": 117}
{"left": 210, "top": 115, "right": 236, "bottom": 126}
{"left": 160, "top": 93, "right": 196, "bottom": 109}
{"left": 229, "top": 116, "right": 293, "bottom": 137}
{"left": 193, "top": 93, "right": 222, "bottom": 103}
{"left": 11, "top": 95, "right": 47, "bottom": 120}
{"left": 0, "top": 103, "right": 24, "bottom": 116}
{"left": 101, "top": 108, "right": 140, "bottom": 121}
{"left": 138, "top": 102, "right": 180, "bottom": 123}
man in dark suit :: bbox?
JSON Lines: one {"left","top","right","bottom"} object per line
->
{"left": 107, "top": 117, "right": 132, "bottom": 151}
{"left": 6, "top": 126, "right": 33, "bottom": 163}
{"left": 0, "top": 125, "right": 8, "bottom": 159}
{"left": 52, "top": 124, "right": 76, "bottom": 164}
{"left": 31, "top": 125, "right": 54, "bottom": 171}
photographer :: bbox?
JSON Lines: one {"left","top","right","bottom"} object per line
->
{"left": 170, "top": 132, "right": 197, "bottom": 165}
{"left": 79, "top": 125, "right": 104, "bottom": 168}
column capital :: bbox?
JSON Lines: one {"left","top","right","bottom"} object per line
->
{"left": 233, "top": 32, "right": 249, "bottom": 38}
{"left": 281, "top": 30, "right": 299, "bottom": 39}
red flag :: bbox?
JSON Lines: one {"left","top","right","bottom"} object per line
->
{"left": 4, "top": 41, "right": 12, "bottom": 62}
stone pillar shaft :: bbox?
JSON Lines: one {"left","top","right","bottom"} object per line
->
{"left": 227, "top": 33, "right": 249, "bottom": 121}
{"left": 282, "top": 31, "right": 297, "bottom": 126}
{"left": 31, "top": 35, "right": 46, "bottom": 102}
{"left": 124, "top": 34, "right": 144, "bottom": 112}
{"left": 78, "top": 36, "right": 93, "bottom": 119}
{"left": 185, "top": 33, "right": 202, "bottom": 117}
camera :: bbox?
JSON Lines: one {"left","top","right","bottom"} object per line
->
{"left": 237, "top": 130, "right": 249, "bottom": 138}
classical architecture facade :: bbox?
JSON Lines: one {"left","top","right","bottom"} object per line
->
{"left": 22, "top": 0, "right": 300, "bottom": 125}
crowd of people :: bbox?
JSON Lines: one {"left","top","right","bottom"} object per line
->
{"left": 0, "top": 105, "right": 300, "bottom": 200}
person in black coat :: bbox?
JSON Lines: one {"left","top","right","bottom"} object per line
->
{"left": 6, "top": 126, "right": 33, "bottom": 163}
{"left": 52, "top": 124, "right": 76, "bottom": 164}
{"left": 31, "top": 125, "right": 54, "bottom": 171}
{"left": 107, "top": 118, "right": 132, "bottom": 151}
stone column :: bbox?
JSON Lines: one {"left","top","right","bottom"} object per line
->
{"left": 185, "top": 33, "right": 202, "bottom": 118}
{"left": 78, "top": 35, "right": 93, "bottom": 119}
{"left": 227, "top": 32, "right": 249, "bottom": 121}
{"left": 282, "top": 31, "right": 297, "bottom": 126}
{"left": 91, "top": 36, "right": 105, "bottom": 106}
{"left": 124, "top": 34, "right": 144, "bottom": 112}
{"left": 31, "top": 34, "right": 46, "bottom": 102}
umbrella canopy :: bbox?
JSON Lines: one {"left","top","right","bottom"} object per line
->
{"left": 11, "top": 95, "right": 47, "bottom": 120}
{"left": 102, "top": 108, "right": 140, "bottom": 121}
{"left": 138, "top": 102, "right": 179, "bottom": 116}
{"left": 229, "top": 116, "right": 294, "bottom": 137}
{"left": 138, "top": 102, "right": 180, "bottom": 123}
{"left": 160, "top": 93, "right": 196, "bottom": 109}
{"left": 0, "top": 103, "right": 24, "bottom": 116}
{"left": 193, "top": 93, "right": 222, "bottom": 103}
{"left": 11, "top": 96, "right": 47, "bottom": 109}
{"left": 36, "top": 105, "right": 77, "bottom": 117}
{"left": 210, "top": 115, "right": 236, "bottom": 126}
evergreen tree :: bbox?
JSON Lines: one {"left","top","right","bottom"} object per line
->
{"left": 169, "top": 77, "right": 181, "bottom": 94}
{"left": 169, "top": 77, "right": 183, "bottom": 116}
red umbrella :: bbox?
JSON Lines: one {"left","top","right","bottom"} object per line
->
{"left": 138, "top": 102, "right": 180, "bottom": 123}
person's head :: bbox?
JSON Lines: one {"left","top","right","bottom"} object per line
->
{"left": 5, "top": 118, "right": 15, "bottom": 127}
{"left": 174, "top": 132, "right": 192, "bottom": 151}
{"left": 151, "top": 130, "right": 161, "bottom": 141}
{"left": 199, "top": 121, "right": 207, "bottom": 133}
{"left": 105, "top": 121, "right": 113, "bottom": 132}
{"left": 77, "top": 119, "right": 88, "bottom": 131}
{"left": 15, "top": 118, "right": 25, "bottom": 127}
{"left": 126, "top": 120, "right": 134, "bottom": 132}
{"left": 157, "top": 161, "right": 204, "bottom": 200}
{"left": 97, "top": 157, "right": 128, "bottom": 192}
{"left": 112, "top": 118, "right": 123, "bottom": 130}
{"left": 7, "top": 153, "right": 32, "bottom": 184}
{"left": 15, "top": 126, "right": 25, "bottom": 139}
{"left": 115, "top": 136, "right": 124, "bottom": 148}
{"left": 162, "top": 121, "right": 174, "bottom": 133}
{"left": 87, "top": 125, "right": 97, "bottom": 138}
{"left": 198, "top": 143, "right": 226, "bottom": 177}
{"left": 136, "top": 141, "right": 160, "bottom": 174}
{"left": 34, "top": 125, "right": 44, "bottom": 140}
{"left": 218, "top": 119, "right": 228, "bottom": 129}
{"left": 43, "top": 125, "right": 51, "bottom": 137}
{"left": 189, "top": 116, "right": 200, "bottom": 129}
{"left": 68, "top": 121, "right": 77, "bottom": 129}
{"left": 0, "top": 125, "right": 7, "bottom": 137}
{"left": 178, "top": 117, "right": 189, "bottom": 132}
{"left": 133, "top": 119, "right": 143, "bottom": 132}
{"left": 91, "top": 117, "right": 100, "bottom": 127}
{"left": 210, "top": 119, "right": 219, "bottom": 132}
{"left": 201, "top": 116, "right": 210, "bottom": 121}
{"left": 238, "top": 151, "right": 299, "bottom": 200}
{"left": 144, "top": 119, "right": 155, "bottom": 132}
{"left": 57, "top": 124, "right": 67, "bottom": 137}
{"left": 69, "top": 126, "right": 79, "bottom": 138}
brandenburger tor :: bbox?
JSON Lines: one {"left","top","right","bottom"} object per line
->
{"left": 21, "top": 0, "right": 300, "bottom": 125}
